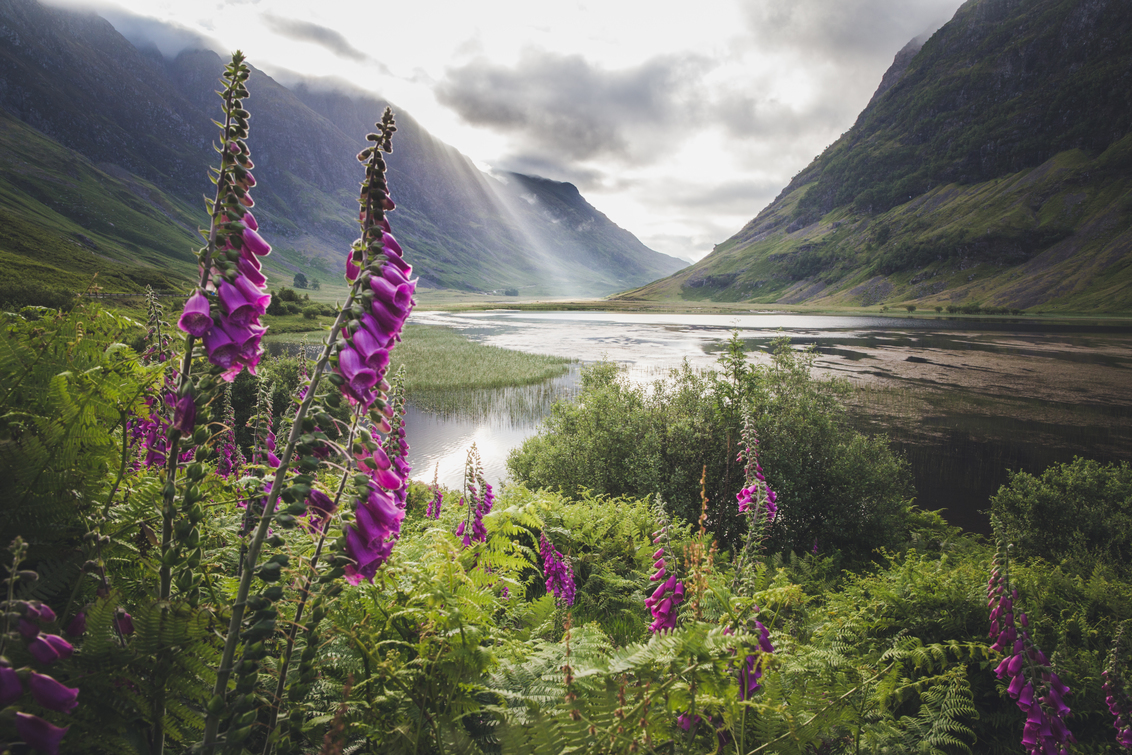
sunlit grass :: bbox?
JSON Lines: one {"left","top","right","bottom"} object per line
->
{"left": 389, "top": 323, "right": 572, "bottom": 390}
{"left": 265, "top": 322, "right": 576, "bottom": 419}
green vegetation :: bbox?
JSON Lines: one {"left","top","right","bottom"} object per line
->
{"left": 990, "top": 457, "right": 1132, "bottom": 580}
{"left": 1, "top": 303, "right": 1130, "bottom": 754}
{"left": 509, "top": 336, "right": 914, "bottom": 563}
{"left": 0, "top": 111, "right": 200, "bottom": 297}
{"left": 388, "top": 323, "right": 572, "bottom": 392}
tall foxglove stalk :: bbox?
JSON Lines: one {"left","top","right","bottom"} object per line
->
{"left": 152, "top": 51, "right": 261, "bottom": 755}
{"left": 455, "top": 444, "right": 493, "bottom": 547}
{"left": 988, "top": 528, "right": 1075, "bottom": 755}
{"left": 644, "top": 500, "right": 684, "bottom": 633}
{"left": 200, "top": 108, "right": 412, "bottom": 755}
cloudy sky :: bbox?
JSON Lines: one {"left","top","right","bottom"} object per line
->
{"left": 76, "top": 0, "right": 965, "bottom": 262}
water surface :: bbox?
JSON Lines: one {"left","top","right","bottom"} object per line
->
{"left": 392, "top": 312, "right": 1132, "bottom": 533}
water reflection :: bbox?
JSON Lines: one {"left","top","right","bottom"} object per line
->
{"left": 279, "top": 311, "right": 1132, "bottom": 534}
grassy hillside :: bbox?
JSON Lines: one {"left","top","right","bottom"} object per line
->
{"left": 620, "top": 0, "right": 1132, "bottom": 312}
{"left": 0, "top": 110, "right": 200, "bottom": 301}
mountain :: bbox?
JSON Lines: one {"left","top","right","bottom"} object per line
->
{"left": 619, "top": 0, "right": 1132, "bottom": 312}
{"left": 0, "top": 0, "right": 685, "bottom": 299}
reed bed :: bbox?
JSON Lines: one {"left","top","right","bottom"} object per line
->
{"left": 389, "top": 323, "right": 573, "bottom": 390}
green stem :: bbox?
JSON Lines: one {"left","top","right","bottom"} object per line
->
{"left": 200, "top": 283, "right": 363, "bottom": 755}
{"left": 260, "top": 408, "right": 361, "bottom": 755}
{"left": 152, "top": 71, "right": 239, "bottom": 755}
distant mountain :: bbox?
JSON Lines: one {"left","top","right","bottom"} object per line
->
{"left": 620, "top": 0, "right": 1132, "bottom": 312}
{"left": 0, "top": 0, "right": 684, "bottom": 298}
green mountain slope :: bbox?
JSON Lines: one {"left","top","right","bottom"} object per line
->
{"left": 619, "top": 0, "right": 1132, "bottom": 312}
{"left": 0, "top": 0, "right": 684, "bottom": 299}
{"left": 0, "top": 109, "right": 201, "bottom": 297}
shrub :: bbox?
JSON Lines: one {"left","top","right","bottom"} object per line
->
{"left": 508, "top": 337, "right": 915, "bottom": 564}
{"left": 991, "top": 457, "right": 1132, "bottom": 579}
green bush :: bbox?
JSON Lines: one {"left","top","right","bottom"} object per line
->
{"left": 508, "top": 337, "right": 915, "bottom": 564}
{"left": 991, "top": 457, "right": 1132, "bottom": 579}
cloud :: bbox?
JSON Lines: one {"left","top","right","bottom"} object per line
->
{"left": 436, "top": 49, "right": 710, "bottom": 164}
{"left": 492, "top": 157, "right": 607, "bottom": 192}
{"left": 739, "top": 0, "right": 958, "bottom": 63}
{"left": 94, "top": 7, "right": 221, "bottom": 59}
{"left": 262, "top": 13, "right": 370, "bottom": 62}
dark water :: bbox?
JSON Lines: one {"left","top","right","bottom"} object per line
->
{"left": 284, "top": 312, "right": 1132, "bottom": 534}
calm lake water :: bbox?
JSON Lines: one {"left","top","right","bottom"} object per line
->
{"left": 382, "top": 311, "right": 1132, "bottom": 534}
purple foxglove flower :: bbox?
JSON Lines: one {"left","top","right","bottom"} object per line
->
{"left": 178, "top": 291, "right": 213, "bottom": 337}
{"left": 241, "top": 227, "right": 271, "bottom": 256}
{"left": 345, "top": 256, "right": 361, "bottom": 281}
{"left": 370, "top": 276, "right": 413, "bottom": 311}
{"left": 172, "top": 394, "right": 196, "bottom": 434}
{"left": 373, "top": 467, "right": 403, "bottom": 491}
{"left": 115, "top": 611, "right": 134, "bottom": 636}
{"left": 237, "top": 254, "right": 267, "bottom": 288}
{"left": 368, "top": 299, "right": 408, "bottom": 335}
{"left": 19, "top": 618, "right": 40, "bottom": 639}
{"left": 63, "top": 612, "right": 85, "bottom": 637}
{"left": 362, "top": 488, "right": 404, "bottom": 535}
{"left": 358, "top": 312, "right": 397, "bottom": 348}
{"left": 350, "top": 329, "right": 391, "bottom": 373}
{"left": 382, "top": 262, "right": 410, "bottom": 287}
{"left": 15, "top": 712, "right": 69, "bottom": 755}
{"left": 0, "top": 666, "right": 23, "bottom": 707}
{"left": 243, "top": 210, "right": 259, "bottom": 231}
{"left": 381, "top": 231, "right": 403, "bottom": 257}
{"left": 203, "top": 326, "right": 240, "bottom": 370}
{"left": 338, "top": 347, "right": 378, "bottom": 394}
{"left": 233, "top": 275, "right": 270, "bottom": 314}
{"left": 28, "top": 634, "right": 73, "bottom": 665}
{"left": 28, "top": 672, "right": 79, "bottom": 714}
{"left": 650, "top": 567, "right": 665, "bottom": 581}
{"left": 221, "top": 321, "right": 266, "bottom": 363}
{"left": 343, "top": 527, "right": 394, "bottom": 585}
{"left": 27, "top": 603, "right": 55, "bottom": 623}
{"left": 218, "top": 281, "right": 260, "bottom": 328}
{"left": 359, "top": 445, "right": 391, "bottom": 471}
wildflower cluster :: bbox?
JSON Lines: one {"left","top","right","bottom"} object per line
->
{"left": 1103, "top": 622, "right": 1132, "bottom": 748}
{"left": 215, "top": 384, "right": 243, "bottom": 479}
{"left": 426, "top": 464, "right": 443, "bottom": 519}
{"left": 735, "top": 416, "right": 776, "bottom": 524}
{"left": 730, "top": 420, "right": 777, "bottom": 700}
{"left": 645, "top": 505, "right": 684, "bottom": 633}
{"left": 988, "top": 536, "right": 1074, "bottom": 754}
{"left": 128, "top": 290, "right": 191, "bottom": 469}
{"left": 539, "top": 533, "right": 576, "bottom": 606}
{"left": 337, "top": 108, "right": 414, "bottom": 584}
{"left": 335, "top": 110, "right": 415, "bottom": 409}
{"left": 1, "top": 539, "right": 78, "bottom": 755}
{"left": 177, "top": 56, "right": 270, "bottom": 383}
{"left": 456, "top": 444, "right": 495, "bottom": 546}
{"left": 737, "top": 622, "right": 775, "bottom": 699}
